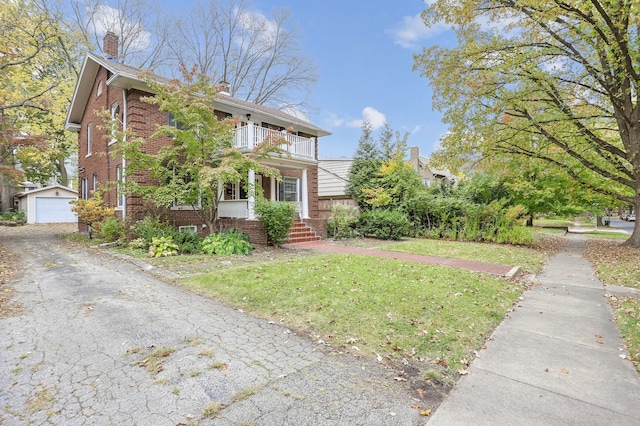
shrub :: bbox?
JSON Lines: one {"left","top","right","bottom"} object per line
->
{"left": 174, "top": 230, "right": 203, "bottom": 254}
{"left": 327, "top": 204, "right": 359, "bottom": 239}
{"left": 202, "top": 229, "right": 252, "bottom": 255}
{"left": 357, "top": 209, "right": 411, "bottom": 240}
{"left": 254, "top": 200, "right": 297, "bottom": 247}
{"left": 148, "top": 236, "right": 179, "bottom": 257}
{"left": 70, "top": 192, "right": 115, "bottom": 238}
{"left": 97, "top": 216, "right": 125, "bottom": 242}
{"left": 132, "top": 216, "right": 175, "bottom": 243}
{"left": 0, "top": 210, "right": 26, "bottom": 223}
{"left": 128, "top": 238, "right": 148, "bottom": 250}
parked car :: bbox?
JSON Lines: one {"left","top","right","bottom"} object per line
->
{"left": 621, "top": 214, "right": 628, "bottom": 220}
{"left": 629, "top": 214, "right": 636, "bottom": 221}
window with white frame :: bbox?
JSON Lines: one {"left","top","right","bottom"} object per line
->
{"left": 279, "top": 177, "right": 298, "bottom": 202}
{"left": 116, "top": 165, "right": 124, "bottom": 207}
{"left": 110, "top": 104, "right": 120, "bottom": 144}
{"left": 81, "top": 177, "right": 88, "bottom": 199}
{"left": 92, "top": 173, "right": 98, "bottom": 192}
{"left": 87, "top": 123, "right": 92, "bottom": 156}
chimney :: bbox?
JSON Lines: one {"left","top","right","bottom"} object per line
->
{"left": 103, "top": 31, "right": 118, "bottom": 59}
{"left": 409, "top": 146, "right": 420, "bottom": 169}
{"left": 216, "top": 80, "right": 230, "bottom": 95}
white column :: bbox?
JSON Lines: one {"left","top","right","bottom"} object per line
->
{"left": 247, "top": 169, "right": 256, "bottom": 220}
{"left": 301, "top": 168, "right": 309, "bottom": 219}
{"left": 270, "top": 176, "right": 276, "bottom": 201}
{"left": 247, "top": 120, "right": 254, "bottom": 150}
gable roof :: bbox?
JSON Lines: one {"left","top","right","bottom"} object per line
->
{"left": 65, "top": 53, "right": 330, "bottom": 137}
{"left": 16, "top": 184, "right": 78, "bottom": 198}
{"left": 318, "top": 159, "right": 352, "bottom": 197}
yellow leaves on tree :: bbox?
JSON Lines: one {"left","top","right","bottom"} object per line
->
{"left": 70, "top": 192, "right": 115, "bottom": 230}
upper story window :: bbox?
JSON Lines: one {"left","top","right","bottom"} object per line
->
{"left": 87, "top": 123, "right": 92, "bottom": 156}
{"left": 97, "top": 80, "right": 103, "bottom": 97}
{"left": 92, "top": 173, "right": 98, "bottom": 192}
{"left": 110, "top": 103, "right": 120, "bottom": 144}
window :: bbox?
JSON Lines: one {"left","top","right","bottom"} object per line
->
{"left": 178, "top": 225, "right": 198, "bottom": 234}
{"left": 109, "top": 104, "right": 120, "bottom": 144}
{"left": 116, "top": 165, "right": 124, "bottom": 207}
{"left": 87, "top": 123, "right": 92, "bottom": 156}
{"left": 97, "top": 80, "right": 103, "bottom": 97}
{"left": 422, "top": 178, "right": 431, "bottom": 187}
{"left": 81, "top": 178, "right": 88, "bottom": 200}
{"left": 279, "top": 177, "right": 298, "bottom": 202}
{"left": 92, "top": 174, "right": 98, "bottom": 192}
{"left": 167, "top": 112, "right": 182, "bottom": 129}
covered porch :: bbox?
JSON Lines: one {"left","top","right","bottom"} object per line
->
{"left": 217, "top": 166, "right": 311, "bottom": 220}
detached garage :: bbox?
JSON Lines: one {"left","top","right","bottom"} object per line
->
{"left": 17, "top": 185, "right": 78, "bottom": 224}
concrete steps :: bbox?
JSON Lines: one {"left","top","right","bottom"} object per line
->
{"left": 284, "top": 220, "right": 321, "bottom": 244}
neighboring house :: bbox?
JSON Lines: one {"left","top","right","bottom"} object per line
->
{"left": 317, "top": 159, "right": 357, "bottom": 219}
{"left": 65, "top": 33, "right": 330, "bottom": 243}
{"left": 16, "top": 184, "right": 78, "bottom": 224}
{"left": 409, "top": 146, "right": 456, "bottom": 188}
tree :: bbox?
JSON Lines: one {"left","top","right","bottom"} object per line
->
{"left": 112, "top": 65, "right": 282, "bottom": 233}
{"left": 346, "top": 121, "right": 382, "bottom": 209}
{"left": 69, "top": 0, "right": 170, "bottom": 69}
{"left": 167, "top": 0, "right": 317, "bottom": 110}
{"left": 0, "top": 0, "right": 80, "bottom": 211}
{"left": 70, "top": 191, "right": 115, "bottom": 238}
{"left": 415, "top": 1, "right": 640, "bottom": 246}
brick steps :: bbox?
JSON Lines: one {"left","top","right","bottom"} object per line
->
{"left": 285, "top": 220, "right": 321, "bottom": 244}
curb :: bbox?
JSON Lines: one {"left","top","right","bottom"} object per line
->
{"left": 504, "top": 266, "right": 522, "bottom": 279}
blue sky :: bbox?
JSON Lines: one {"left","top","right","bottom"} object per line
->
{"left": 253, "top": 0, "right": 448, "bottom": 159}
{"left": 157, "top": 0, "right": 450, "bottom": 159}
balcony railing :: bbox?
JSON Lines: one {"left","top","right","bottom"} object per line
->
{"left": 234, "top": 123, "right": 315, "bottom": 160}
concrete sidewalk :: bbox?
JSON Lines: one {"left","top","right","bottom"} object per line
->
{"left": 286, "top": 240, "right": 518, "bottom": 277}
{"left": 428, "top": 235, "right": 640, "bottom": 425}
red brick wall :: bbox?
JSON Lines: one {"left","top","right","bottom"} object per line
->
{"left": 75, "top": 62, "right": 325, "bottom": 235}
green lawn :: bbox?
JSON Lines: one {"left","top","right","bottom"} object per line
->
{"left": 182, "top": 253, "right": 526, "bottom": 383}
{"left": 380, "top": 237, "right": 555, "bottom": 274}
{"left": 584, "top": 239, "right": 640, "bottom": 372}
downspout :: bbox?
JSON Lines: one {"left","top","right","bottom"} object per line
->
{"left": 122, "top": 89, "right": 127, "bottom": 219}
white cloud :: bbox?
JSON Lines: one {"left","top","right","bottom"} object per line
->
{"left": 388, "top": 13, "right": 449, "bottom": 49}
{"left": 235, "top": 7, "right": 282, "bottom": 51}
{"left": 347, "top": 107, "right": 387, "bottom": 130}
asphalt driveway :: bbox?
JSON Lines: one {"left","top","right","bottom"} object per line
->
{"left": 0, "top": 225, "right": 424, "bottom": 425}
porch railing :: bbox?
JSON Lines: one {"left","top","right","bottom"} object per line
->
{"left": 234, "top": 124, "right": 315, "bottom": 160}
{"left": 217, "top": 200, "right": 248, "bottom": 218}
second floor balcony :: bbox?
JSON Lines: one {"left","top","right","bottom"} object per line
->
{"left": 234, "top": 122, "right": 316, "bottom": 161}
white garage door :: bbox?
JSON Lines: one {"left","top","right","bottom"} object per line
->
{"left": 35, "top": 197, "right": 77, "bottom": 223}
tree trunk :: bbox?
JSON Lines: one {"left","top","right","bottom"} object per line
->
{"left": 526, "top": 214, "right": 533, "bottom": 227}
{"left": 0, "top": 173, "right": 14, "bottom": 213}
{"left": 55, "top": 158, "right": 68, "bottom": 187}
{"left": 622, "top": 200, "right": 640, "bottom": 247}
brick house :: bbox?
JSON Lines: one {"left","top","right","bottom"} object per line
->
{"left": 65, "top": 33, "right": 330, "bottom": 243}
